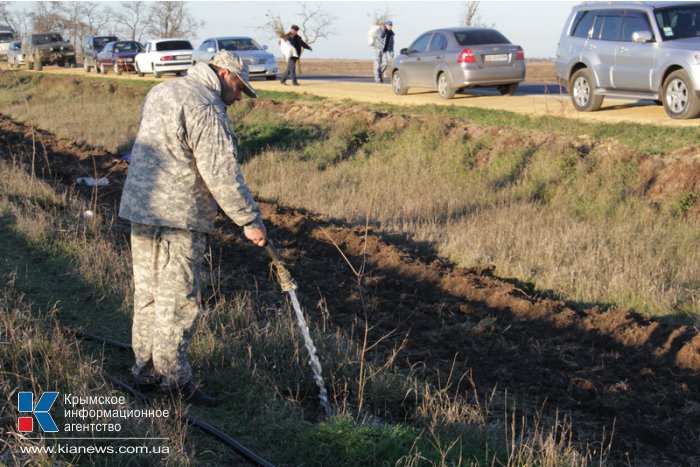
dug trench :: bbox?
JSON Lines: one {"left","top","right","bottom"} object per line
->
{"left": 1, "top": 112, "right": 699, "bottom": 465}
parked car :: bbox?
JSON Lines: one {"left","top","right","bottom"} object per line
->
{"left": 0, "top": 24, "right": 15, "bottom": 61}
{"left": 23, "top": 33, "right": 76, "bottom": 70}
{"left": 7, "top": 40, "right": 24, "bottom": 68}
{"left": 95, "top": 40, "right": 143, "bottom": 75}
{"left": 193, "top": 36, "right": 277, "bottom": 80}
{"left": 555, "top": 2, "right": 700, "bottom": 119}
{"left": 391, "top": 27, "right": 525, "bottom": 99}
{"left": 134, "top": 38, "right": 193, "bottom": 78}
{"left": 83, "top": 35, "right": 119, "bottom": 72}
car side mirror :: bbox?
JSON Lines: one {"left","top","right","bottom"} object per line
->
{"left": 207, "top": 47, "right": 215, "bottom": 53}
{"left": 262, "top": 45, "right": 268, "bottom": 50}
{"left": 632, "top": 31, "right": 653, "bottom": 43}
{"left": 400, "top": 47, "right": 410, "bottom": 55}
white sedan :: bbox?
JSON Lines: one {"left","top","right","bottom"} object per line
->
{"left": 134, "top": 38, "right": 194, "bottom": 78}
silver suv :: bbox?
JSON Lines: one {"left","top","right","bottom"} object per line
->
{"left": 555, "top": 2, "right": 700, "bottom": 119}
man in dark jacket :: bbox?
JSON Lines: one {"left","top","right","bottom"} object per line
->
{"left": 281, "top": 24, "right": 312, "bottom": 86}
{"left": 372, "top": 21, "right": 394, "bottom": 83}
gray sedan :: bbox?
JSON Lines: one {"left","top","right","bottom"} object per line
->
{"left": 392, "top": 27, "right": 526, "bottom": 99}
{"left": 193, "top": 36, "right": 277, "bottom": 80}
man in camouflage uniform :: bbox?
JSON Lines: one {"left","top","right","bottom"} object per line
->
{"left": 119, "top": 51, "right": 266, "bottom": 406}
{"left": 372, "top": 21, "right": 394, "bottom": 83}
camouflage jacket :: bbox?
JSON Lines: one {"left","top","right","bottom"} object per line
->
{"left": 119, "top": 62, "right": 261, "bottom": 233}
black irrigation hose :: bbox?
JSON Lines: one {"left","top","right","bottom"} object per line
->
{"left": 71, "top": 330, "right": 275, "bottom": 467}
{"left": 74, "top": 331, "right": 133, "bottom": 351}
{"left": 104, "top": 375, "right": 275, "bottom": 467}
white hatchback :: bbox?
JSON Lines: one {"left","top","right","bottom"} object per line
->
{"left": 135, "top": 38, "right": 194, "bottom": 78}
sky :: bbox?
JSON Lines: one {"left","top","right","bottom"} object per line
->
{"left": 9, "top": 1, "right": 582, "bottom": 59}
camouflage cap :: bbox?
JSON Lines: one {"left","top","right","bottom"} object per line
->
{"left": 209, "top": 50, "right": 257, "bottom": 98}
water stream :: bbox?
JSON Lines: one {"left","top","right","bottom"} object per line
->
{"left": 288, "top": 289, "right": 333, "bottom": 416}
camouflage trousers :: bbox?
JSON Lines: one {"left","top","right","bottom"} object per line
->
{"left": 373, "top": 49, "right": 390, "bottom": 82}
{"left": 130, "top": 222, "right": 207, "bottom": 387}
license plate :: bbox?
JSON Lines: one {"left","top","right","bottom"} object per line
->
{"left": 249, "top": 66, "right": 264, "bottom": 73}
{"left": 485, "top": 54, "right": 508, "bottom": 62}
{"left": 176, "top": 55, "right": 190, "bottom": 60}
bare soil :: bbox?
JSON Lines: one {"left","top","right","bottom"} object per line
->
{"left": 1, "top": 108, "right": 699, "bottom": 465}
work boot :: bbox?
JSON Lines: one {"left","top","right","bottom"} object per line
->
{"left": 132, "top": 364, "right": 161, "bottom": 390}
{"left": 164, "top": 381, "right": 218, "bottom": 407}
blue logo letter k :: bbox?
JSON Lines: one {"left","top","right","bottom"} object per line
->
{"left": 18, "top": 392, "right": 59, "bottom": 432}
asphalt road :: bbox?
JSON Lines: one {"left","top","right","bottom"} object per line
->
{"left": 6, "top": 64, "right": 697, "bottom": 127}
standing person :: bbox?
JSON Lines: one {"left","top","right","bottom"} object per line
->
{"left": 285, "top": 24, "right": 312, "bottom": 85}
{"left": 372, "top": 21, "right": 394, "bottom": 83}
{"left": 279, "top": 33, "right": 298, "bottom": 86}
{"left": 119, "top": 51, "right": 266, "bottom": 407}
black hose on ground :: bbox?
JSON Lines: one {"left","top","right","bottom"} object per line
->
{"left": 71, "top": 330, "right": 275, "bottom": 467}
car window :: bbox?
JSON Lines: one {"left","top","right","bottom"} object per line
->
{"left": 429, "top": 33, "right": 448, "bottom": 52}
{"left": 114, "top": 42, "right": 138, "bottom": 52}
{"left": 199, "top": 40, "right": 213, "bottom": 51}
{"left": 155, "top": 40, "right": 193, "bottom": 51}
{"left": 654, "top": 5, "right": 700, "bottom": 40}
{"left": 94, "top": 37, "right": 117, "bottom": 50}
{"left": 592, "top": 13, "right": 623, "bottom": 41}
{"left": 571, "top": 10, "right": 595, "bottom": 38}
{"left": 33, "top": 34, "right": 63, "bottom": 45}
{"left": 454, "top": 29, "right": 510, "bottom": 45}
{"left": 218, "top": 38, "right": 262, "bottom": 51}
{"left": 622, "top": 12, "right": 652, "bottom": 42}
{"left": 103, "top": 43, "right": 113, "bottom": 52}
{"left": 410, "top": 33, "right": 432, "bottom": 53}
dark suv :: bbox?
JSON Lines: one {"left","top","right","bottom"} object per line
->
{"left": 24, "top": 33, "right": 76, "bottom": 70}
{"left": 82, "top": 35, "right": 119, "bottom": 72}
{"left": 555, "top": 2, "right": 700, "bottom": 119}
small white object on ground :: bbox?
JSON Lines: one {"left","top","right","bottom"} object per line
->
{"left": 76, "top": 177, "right": 109, "bottom": 187}
{"left": 83, "top": 210, "right": 94, "bottom": 220}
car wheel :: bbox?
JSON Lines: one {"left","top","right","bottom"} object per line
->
{"left": 114, "top": 63, "right": 122, "bottom": 75}
{"left": 570, "top": 68, "right": 603, "bottom": 112}
{"left": 69, "top": 59, "right": 76, "bottom": 68}
{"left": 392, "top": 70, "right": 408, "bottom": 96}
{"left": 498, "top": 83, "right": 519, "bottom": 96}
{"left": 663, "top": 69, "right": 700, "bottom": 120}
{"left": 437, "top": 72, "right": 456, "bottom": 99}
{"left": 135, "top": 62, "right": 144, "bottom": 77}
{"left": 152, "top": 64, "right": 161, "bottom": 78}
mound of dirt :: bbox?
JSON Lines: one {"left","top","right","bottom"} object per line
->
{"left": 1, "top": 112, "right": 699, "bottom": 465}
{"left": 637, "top": 148, "right": 700, "bottom": 215}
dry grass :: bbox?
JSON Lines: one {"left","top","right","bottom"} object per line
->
{"left": 243, "top": 116, "right": 700, "bottom": 319}
{"left": 0, "top": 153, "right": 594, "bottom": 464}
{"left": 1, "top": 69, "right": 696, "bottom": 320}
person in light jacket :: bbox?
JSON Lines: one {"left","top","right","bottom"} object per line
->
{"left": 279, "top": 33, "right": 298, "bottom": 85}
